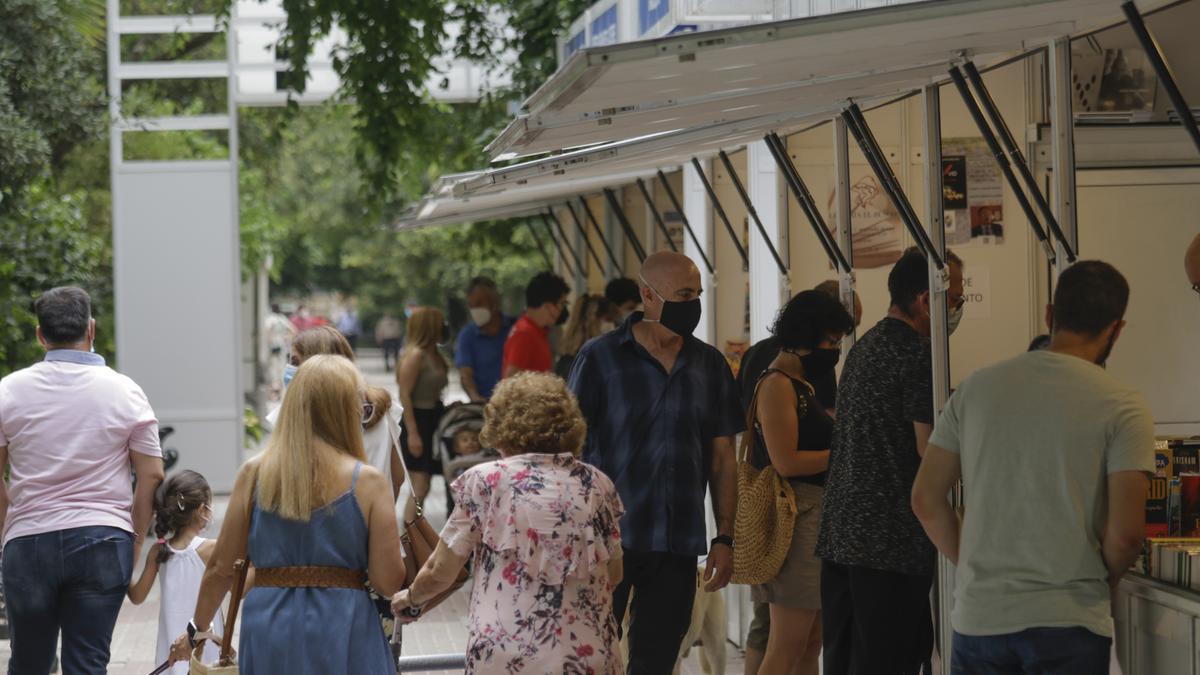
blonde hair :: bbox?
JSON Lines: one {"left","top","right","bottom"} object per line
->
{"left": 480, "top": 372, "right": 586, "bottom": 457}
{"left": 401, "top": 307, "right": 447, "bottom": 370}
{"left": 257, "top": 355, "right": 367, "bottom": 521}
{"left": 560, "top": 294, "right": 612, "bottom": 355}
{"left": 292, "top": 325, "right": 354, "bottom": 361}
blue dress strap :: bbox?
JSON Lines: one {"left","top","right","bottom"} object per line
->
{"left": 351, "top": 461, "right": 362, "bottom": 489}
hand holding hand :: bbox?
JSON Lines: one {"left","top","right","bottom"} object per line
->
{"left": 168, "top": 633, "right": 192, "bottom": 664}
{"left": 391, "top": 589, "right": 423, "bottom": 624}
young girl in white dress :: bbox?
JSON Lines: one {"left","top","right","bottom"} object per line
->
{"left": 128, "top": 470, "right": 225, "bottom": 675}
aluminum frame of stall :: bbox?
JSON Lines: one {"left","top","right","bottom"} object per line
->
{"left": 399, "top": 1, "right": 1199, "bottom": 670}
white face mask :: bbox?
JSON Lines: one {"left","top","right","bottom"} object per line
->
{"left": 947, "top": 304, "right": 964, "bottom": 336}
{"left": 469, "top": 307, "right": 492, "bottom": 327}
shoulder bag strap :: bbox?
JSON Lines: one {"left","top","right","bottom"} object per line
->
{"left": 218, "top": 467, "right": 257, "bottom": 663}
{"left": 739, "top": 370, "right": 775, "bottom": 464}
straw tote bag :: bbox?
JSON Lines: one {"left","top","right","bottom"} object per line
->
{"left": 730, "top": 372, "right": 800, "bottom": 585}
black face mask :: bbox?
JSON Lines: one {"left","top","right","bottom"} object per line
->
{"left": 654, "top": 298, "right": 702, "bottom": 338}
{"left": 798, "top": 348, "right": 840, "bottom": 375}
{"left": 556, "top": 305, "right": 570, "bottom": 326}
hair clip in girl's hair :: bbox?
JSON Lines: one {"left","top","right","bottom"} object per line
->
{"left": 156, "top": 537, "right": 167, "bottom": 545}
{"left": 177, "top": 495, "right": 186, "bottom": 511}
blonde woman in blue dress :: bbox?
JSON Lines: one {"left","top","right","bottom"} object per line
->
{"left": 170, "top": 355, "right": 406, "bottom": 673}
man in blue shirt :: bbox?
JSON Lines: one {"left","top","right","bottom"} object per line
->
{"left": 455, "top": 276, "right": 514, "bottom": 401}
{"left": 568, "top": 251, "right": 742, "bottom": 675}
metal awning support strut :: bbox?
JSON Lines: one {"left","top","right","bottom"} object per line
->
{"left": 841, "top": 103, "right": 945, "bottom": 270}
{"left": 656, "top": 170, "right": 715, "bottom": 275}
{"left": 833, "top": 117, "right": 858, "bottom": 345}
{"left": 763, "top": 132, "right": 853, "bottom": 276}
{"left": 544, "top": 209, "right": 585, "bottom": 276}
{"left": 564, "top": 201, "right": 607, "bottom": 273}
{"left": 1121, "top": 0, "right": 1200, "bottom": 154}
{"left": 544, "top": 208, "right": 580, "bottom": 275}
{"left": 689, "top": 157, "right": 749, "bottom": 270}
{"left": 602, "top": 188, "right": 648, "bottom": 264}
{"left": 538, "top": 210, "right": 577, "bottom": 277}
{"left": 717, "top": 150, "right": 789, "bottom": 277}
{"left": 961, "top": 61, "right": 1076, "bottom": 262}
{"left": 636, "top": 178, "right": 679, "bottom": 253}
{"left": 576, "top": 194, "right": 624, "bottom": 273}
{"left": 947, "top": 66, "right": 1058, "bottom": 265}
{"left": 526, "top": 218, "right": 554, "bottom": 270}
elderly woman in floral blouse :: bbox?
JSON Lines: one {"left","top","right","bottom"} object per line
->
{"left": 392, "top": 372, "right": 625, "bottom": 674}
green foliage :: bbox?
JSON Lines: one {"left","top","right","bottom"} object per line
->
{"left": 0, "top": 185, "right": 114, "bottom": 376}
{"left": 0, "top": 0, "right": 105, "bottom": 200}
{"left": 244, "top": 405, "right": 265, "bottom": 447}
{"left": 219, "top": 0, "right": 592, "bottom": 197}
{"left": 237, "top": 103, "right": 544, "bottom": 322}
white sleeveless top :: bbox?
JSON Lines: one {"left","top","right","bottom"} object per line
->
{"left": 366, "top": 403, "right": 412, "bottom": 539}
{"left": 156, "top": 537, "right": 225, "bottom": 675}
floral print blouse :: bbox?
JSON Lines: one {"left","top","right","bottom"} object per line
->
{"left": 442, "top": 453, "right": 625, "bottom": 675}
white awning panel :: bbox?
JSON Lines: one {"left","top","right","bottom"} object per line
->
{"left": 488, "top": 0, "right": 1172, "bottom": 160}
{"left": 395, "top": 169, "right": 660, "bottom": 230}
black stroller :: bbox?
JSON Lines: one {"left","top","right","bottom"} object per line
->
{"left": 433, "top": 403, "right": 499, "bottom": 506}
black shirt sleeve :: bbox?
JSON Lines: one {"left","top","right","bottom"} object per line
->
{"left": 901, "top": 340, "right": 935, "bottom": 425}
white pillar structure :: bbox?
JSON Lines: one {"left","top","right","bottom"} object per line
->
{"left": 683, "top": 160, "right": 716, "bottom": 346}
{"left": 747, "top": 140, "right": 788, "bottom": 343}
{"left": 108, "top": 1, "right": 244, "bottom": 491}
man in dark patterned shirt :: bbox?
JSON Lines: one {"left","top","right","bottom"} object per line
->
{"left": 815, "top": 248, "right": 963, "bottom": 675}
{"left": 569, "top": 251, "right": 742, "bottom": 675}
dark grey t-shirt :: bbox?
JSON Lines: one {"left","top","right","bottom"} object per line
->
{"left": 815, "top": 317, "right": 935, "bottom": 576}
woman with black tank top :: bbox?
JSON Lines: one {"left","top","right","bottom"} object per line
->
{"left": 748, "top": 290, "right": 854, "bottom": 675}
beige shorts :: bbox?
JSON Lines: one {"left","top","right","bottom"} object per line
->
{"left": 751, "top": 481, "right": 824, "bottom": 610}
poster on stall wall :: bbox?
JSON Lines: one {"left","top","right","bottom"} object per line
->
{"left": 961, "top": 266, "right": 990, "bottom": 320}
{"left": 825, "top": 170, "right": 905, "bottom": 269}
{"left": 942, "top": 138, "right": 1004, "bottom": 247}
{"left": 662, "top": 211, "right": 686, "bottom": 253}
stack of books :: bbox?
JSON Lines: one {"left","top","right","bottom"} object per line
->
{"left": 1144, "top": 538, "right": 1200, "bottom": 589}
{"left": 1075, "top": 110, "right": 1158, "bottom": 124}
{"left": 1147, "top": 439, "right": 1200, "bottom": 538}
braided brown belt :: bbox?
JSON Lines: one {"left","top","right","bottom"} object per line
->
{"left": 254, "top": 566, "right": 367, "bottom": 590}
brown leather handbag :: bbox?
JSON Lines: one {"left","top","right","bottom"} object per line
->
{"left": 386, "top": 417, "right": 470, "bottom": 611}
{"left": 400, "top": 501, "right": 470, "bottom": 611}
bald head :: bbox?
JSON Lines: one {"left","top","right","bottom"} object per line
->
{"left": 639, "top": 251, "right": 702, "bottom": 320}
{"left": 1186, "top": 233, "right": 1200, "bottom": 287}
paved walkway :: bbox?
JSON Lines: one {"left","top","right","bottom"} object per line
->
{"left": 0, "top": 348, "right": 746, "bottom": 674}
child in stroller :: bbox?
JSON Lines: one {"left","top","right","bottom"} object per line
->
{"left": 433, "top": 403, "right": 499, "bottom": 509}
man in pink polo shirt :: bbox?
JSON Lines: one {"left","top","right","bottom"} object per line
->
{"left": 0, "top": 286, "right": 165, "bottom": 674}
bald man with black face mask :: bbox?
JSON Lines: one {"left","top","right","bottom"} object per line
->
{"left": 568, "top": 251, "right": 744, "bottom": 675}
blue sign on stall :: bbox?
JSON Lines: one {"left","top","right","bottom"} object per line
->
{"left": 591, "top": 6, "right": 619, "bottom": 46}
{"left": 639, "top": 0, "right": 670, "bottom": 36}
{"left": 564, "top": 30, "right": 587, "bottom": 59}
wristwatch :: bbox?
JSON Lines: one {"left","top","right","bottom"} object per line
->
{"left": 186, "top": 620, "right": 201, "bottom": 648}
{"left": 711, "top": 534, "right": 734, "bottom": 549}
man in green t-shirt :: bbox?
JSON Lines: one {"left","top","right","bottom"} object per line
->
{"left": 913, "top": 260, "right": 1154, "bottom": 673}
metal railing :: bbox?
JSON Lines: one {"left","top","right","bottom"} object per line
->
{"left": 398, "top": 653, "right": 467, "bottom": 672}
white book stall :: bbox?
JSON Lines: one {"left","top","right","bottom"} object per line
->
{"left": 399, "top": 0, "right": 1200, "bottom": 671}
